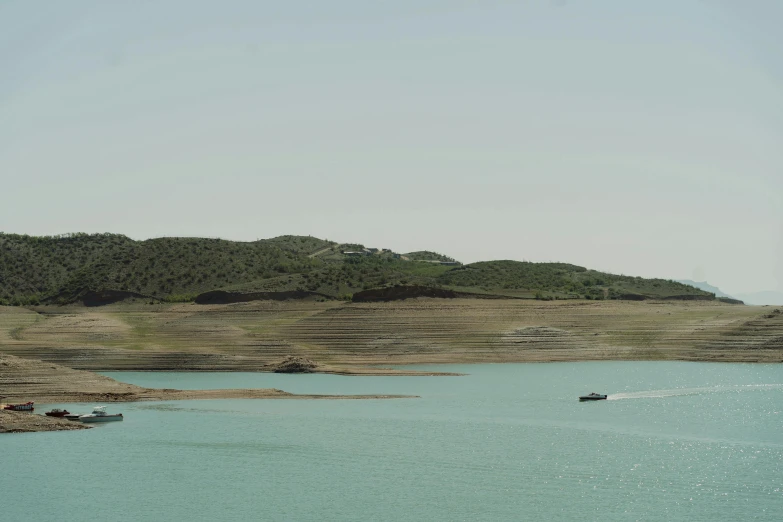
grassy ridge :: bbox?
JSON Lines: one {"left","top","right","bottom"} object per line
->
{"left": 0, "top": 233, "right": 713, "bottom": 304}
{"left": 0, "top": 234, "right": 328, "bottom": 304}
{"left": 439, "top": 261, "right": 707, "bottom": 299}
{"left": 403, "top": 251, "right": 457, "bottom": 262}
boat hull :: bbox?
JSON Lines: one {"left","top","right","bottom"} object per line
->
{"left": 79, "top": 414, "right": 123, "bottom": 423}
{"left": 579, "top": 395, "right": 607, "bottom": 401}
{"left": 45, "top": 411, "right": 70, "bottom": 417}
{"left": 3, "top": 402, "right": 34, "bottom": 411}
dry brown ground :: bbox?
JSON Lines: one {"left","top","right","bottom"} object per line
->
{"left": 1, "top": 299, "right": 781, "bottom": 372}
{"left": 0, "top": 409, "right": 91, "bottom": 433}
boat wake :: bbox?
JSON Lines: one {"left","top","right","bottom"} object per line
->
{"left": 608, "top": 384, "right": 783, "bottom": 400}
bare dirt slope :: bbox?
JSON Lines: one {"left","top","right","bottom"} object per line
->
{"left": 1, "top": 301, "right": 781, "bottom": 372}
{"left": 0, "top": 409, "right": 91, "bottom": 433}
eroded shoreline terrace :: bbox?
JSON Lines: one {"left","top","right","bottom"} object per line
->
{"left": 1, "top": 300, "right": 781, "bottom": 372}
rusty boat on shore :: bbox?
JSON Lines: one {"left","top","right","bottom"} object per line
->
{"left": 3, "top": 401, "right": 35, "bottom": 411}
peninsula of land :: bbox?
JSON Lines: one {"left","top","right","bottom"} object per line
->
{"left": 0, "top": 353, "right": 416, "bottom": 433}
{"left": 0, "top": 352, "right": 415, "bottom": 403}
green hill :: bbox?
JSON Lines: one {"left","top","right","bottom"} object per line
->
{"left": 404, "top": 251, "right": 457, "bottom": 262}
{"left": 439, "top": 261, "right": 708, "bottom": 300}
{"left": 0, "top": 233, "right": 715, "bottom": 305}
{"left": 0, "top": 233, "right": 326, "bottom": 304}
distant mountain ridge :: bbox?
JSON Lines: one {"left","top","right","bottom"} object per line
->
{"left": 677, "top": 280, "right": 783, "bottom": 306}
{"left": 676, "top": 280, "right": 736, "bottom": 299}
{"left": 0, "top": 232, "right": 718, "bottom": 305}
{"left": 732, "top": 291, "right": 783, "bottom": 306}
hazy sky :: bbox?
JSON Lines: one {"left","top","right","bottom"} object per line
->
{"left": 1, "top": 1, "right": 781, "bottom": 295}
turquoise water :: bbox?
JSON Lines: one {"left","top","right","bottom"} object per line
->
{"left": 2, "top": 362, "right": 782, "bottom": 521}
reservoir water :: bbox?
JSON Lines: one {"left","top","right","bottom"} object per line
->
{"left": 2, "top": 362, "right": 782, "bottom": 521}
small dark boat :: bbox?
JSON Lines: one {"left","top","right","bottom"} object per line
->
{"left": 579, "top": 393, "right": 607, "bottom": 401}
{"left": 45, "top": 409, "right": 71, "bottom": 417}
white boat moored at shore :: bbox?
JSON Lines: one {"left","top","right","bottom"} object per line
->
{"left": 78, "top": 406, "right": 124, "bottom": 423}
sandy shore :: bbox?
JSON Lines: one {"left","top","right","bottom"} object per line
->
{"left": 0, "top": 353, "right": 416, "bottom": 433}
{"left": 0, "top": 409, "right": 91, "bottom": 433}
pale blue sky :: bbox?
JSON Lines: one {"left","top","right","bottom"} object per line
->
{"left": 1, "top": 1, "right": 781, "bottom": 294}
